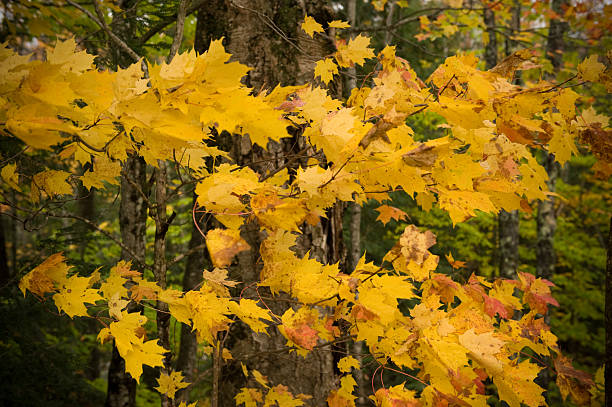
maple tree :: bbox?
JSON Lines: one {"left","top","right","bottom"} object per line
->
{"left": 1, "top": 6, "right": 610, "bottom": 407}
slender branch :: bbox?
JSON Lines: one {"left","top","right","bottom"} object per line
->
{"left": 167, "top": 0, "right": 189, "bottom": 62}
{"left": 0, "top": 146, "right": 29, "bottom": 167}
{"left": 258, "top": 148, "right": 309, "bottom": 182}
{"left": 66, "top": 0, "right": 141, "bottom": 63}
{"left": 537, "top": 73, "right": 579, "bottom": 93}
{"left": 47, "top": 210, "right": 150, "bottom": 269}
{"left": 168, "top": 243, "right": 207, "bottom": 267}
{"left": 138, "top": 0, "right": 206, "bottom": 45}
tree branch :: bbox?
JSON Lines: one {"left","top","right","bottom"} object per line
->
{"left": 138, "top": 0, "right": 206, "bottom": 46}
{"left": 47, "top": 211, "right": 151, "bottom": 270}
{"left": 167, "top": 0, "right": 189, "bottom": 62}
{"left": 66, "top": 0, "right": 141, "bottom": 63}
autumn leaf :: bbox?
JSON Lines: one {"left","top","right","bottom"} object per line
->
{"left": 206, "top": 228, "right": 250, "bottom": 268}
{"left": 577, "top": 55, "right": 605, "bottom": 82}
{"left": 107, "top": 293, "right": 129, "bottom": 320}
{"left": 445, "top": 252, "right": 466, "bottom": 269}
{"left": 31, "top": 169, "right": 73, "bottom": 202}
{"left": 314, "top": 58, "right": 338, "bottom": 84}
{"left": 19, "top": 252, "right": 70, "bottom": 296}
{"left": 155, "top": 371, "right": 190, "bottom": 399}
{"left": 123, "top": 337, "right": 166, "bottom": 382}
{"left": 202, "top": 267, "right": 237, "bottom": 287}
{"left": 375, "top": 204, "right": 408, "bottom": 224}
{"left": 236, "top": 387, "right": 263, "bottom": 407}
{"left": 301, "top": 15, "right": 324, "bottom": 38}
{"left": 335, "top": 34, "right": 375, "bottom": 67}
{"left": 52, "top": 273, "right": 102, "bottom": 318}
{"left": 230, "top": 299, "right": 274, "bottom": 333}
{"left": 399, "top": 225, "right": 436, "bottom": 265}
{"left": 337, "top": 356, "right": 360, "bottom": 373}
{"left": 1, "top": 163, "right": 20, "bottom": 191}
{"left": 329, "top": 20, "right": 350, "bottom": 29}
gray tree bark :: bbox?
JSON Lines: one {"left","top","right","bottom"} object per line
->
{"left": 605, "top": 216, "right": 611, "bottom": 407}
{"left": 106, "top": 156, "right": 148, "bottom": 407}
{"left": 103, "top": 1, "right": 148, "bottom": 405}
{"left": 483, "top": 5, "right": 497, "bottom": 69}
{"left": 194, "top": 1, "right": 340, "bottom": 405}
{"left": 537, "top": 0, "right": 568, "bottom": 282}
{"left": 176, "top": 194, "right": 210, "bottom": 403}
{"left": 498, "top": 2, "right": 521, "bottom": 279}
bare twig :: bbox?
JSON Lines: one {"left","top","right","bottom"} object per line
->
{"left": 66, "top": 0, "right": 141, "bottom": 63}
{"left": 168, "top": 243, "right": 207, "bottom": 267}
{"left": 138, "top": 0, "right": 206, "bottom": 46}
{"left": 167, "top": 0, "right": 189, "bottom": 62}
{"left": 47, "top": 211, "right": 150, "bottom": 269}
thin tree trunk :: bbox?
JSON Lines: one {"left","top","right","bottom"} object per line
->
{"left": 483, "top": 4, "right": 497, "bottom": 69}
{"left": 0, "top": 216, "right": 9, "bottom": 287}
{"left": 176, "top": 194, "right": 209, "bottom": 403}
{"left": 605, "top": 216, "right": 611, "bottom": 407}
{"left": 153, "top": 161, "right": 172, "bottom": 407}
{"left": 195, "top": 1, "right": 339, "bottom": 405}
{"left": 536, "top": 154, "right": 558, "bottom": 282}
{"left": 384, "top": 1, "right": 395, "bottom": 45}
{"left": 497, "top": 2, "right": 520, "bottom": 279}
{"left": 106, "top": 156, "right": 148, "bottom": 407}
{"left": 537, "top": 0, "right": 568, "bottom": 282}
{"left": 104, "top": 1, "right": 145, "bottom": 405}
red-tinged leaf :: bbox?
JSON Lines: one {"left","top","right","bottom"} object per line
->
{"left": 430, "top": 273, "right": 460, "bottom": 304}
{"left": 484, "top": 295, "right": 511, "bottom": 319}
{"left": 554, "top": 355, "right": 593, "bottom": 405}
{"left": 283, "top": 323, "right": 318, "bottom": 350}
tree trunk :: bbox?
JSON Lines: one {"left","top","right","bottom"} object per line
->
{"left": 536, "top": 154, "right": 558, "bottom": 282}
{"left": 497, "top": 3, "right": 521, "bottom": 280}
{"left": 483, "top": 4, "right": 497, "bottom": 69}
{"left": 537, "top": 0, "right": 568, "bottom": 282}
{"left": 153, "top": 161, "right": 172, "bottom": 407}
{"left": 105, "top": 156, "right": 148, "bottom": 407}
{"left": 194, "top": 1, "right": 340, "bottom": 405}
{"left": 605, "top": 216, "right": 611, "bottom": 407}
{"left": 176, "top": 194, "right": 210, "bottom": 404}
{"left": 0, "top": 215, "right": 9, "bottom": 287}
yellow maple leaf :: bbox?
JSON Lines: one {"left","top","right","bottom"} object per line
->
{"left": 46, "top": 38, "right": 94, "bottom": 73}
{"left": 301, "top": 15, "right": 324, "bottom": 38}
{"left": 99, "top": 264, "right": 130, "bottom": 300}
{"left": 577, "top": 55, "right": 605, "bottom": 82}
{"left": 1, "top": 163, "right": 20, "bottom": 191}
{"left": 251, "top": 369, "right": 270, "bottom": 388}
{"left": 375, "top": 205, "right": 408, "bottom": 225}
{"left": 53, "top": 274, "right": 102, "bottom": 318}
{"left": 155, "top": 371, "right": 190, "bottom": 399}
{"left": 335, "top": 34, "right": 375, "bottom": 68}
{"left": 19, "top": 252, "right": 70, "bottom": 296}
{"left": 494, "top": 360, "right": 545, "bottom": 407}
{"left": 31, "top": 169, "right": 73, "bottom": 202}
{"left": 337, "top": 356, "right": 360, "bottom": 373}
{"left": 185, "top": 284, "right": 232, "bottom": 343}
{"left": 236, "top": 387, "right": 263, "bottom": 407}
{"left": 80, "top": 156, "right": 121, "bottom": 190}
{"left": 158, "top": 288, "right": 191, "bottom": 325}
{"left": 206, "top": 228, "right": 250, "bottom": 268}
{"left": 314, "top": 58, "right": 338, "bottom": 84}
{"left": 230, "top": 299, "right": 273, "bottom": 333}
{"left": 107, "top": 293, "right": 129, "bottom": 320}
{"left": 458, "top": 329, "right": 505, "bottom": 375}
{"left": 130, "top": 277, "right": 160, "bottom": 301}
{"left": 329, "top": 20, "right": 350, "bottom": 29}
{"left": 124, "top": 337, "right": 166, "bottom": 382}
